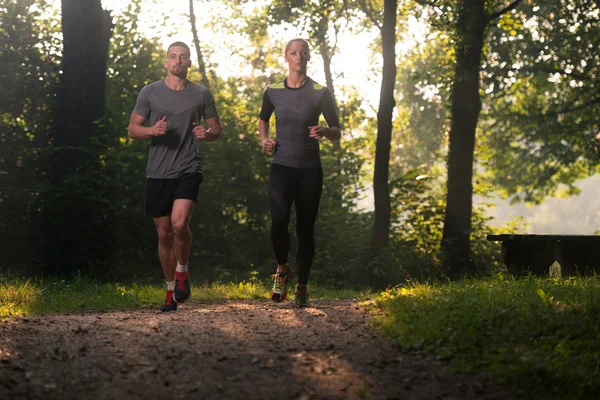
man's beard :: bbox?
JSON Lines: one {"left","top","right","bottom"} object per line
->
{"left": 171, "top": 66, "right": 186, "bottom": 78}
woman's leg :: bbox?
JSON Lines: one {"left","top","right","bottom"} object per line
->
{"left": 268, "top": 164, "right": 296, "bottom": 267}
{"left": 268, "top": 164, "right": 297, "bottom": 300}
{"left": 294, "top": 168, "right": 323, "bottom": 285}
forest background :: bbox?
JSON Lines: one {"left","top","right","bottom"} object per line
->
{"left": 1, "top": 0, "right": 599, "bottom": 287}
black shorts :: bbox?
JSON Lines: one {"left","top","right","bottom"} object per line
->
{"left": 145, "top": 172, "right": 204, "bottom": 218}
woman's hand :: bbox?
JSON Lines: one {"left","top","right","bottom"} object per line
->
{"left": 262, "top": 138, "right": 277, "bottom": 154}
{"left": 309, "top": 125, "right": 325, "bottom": 139}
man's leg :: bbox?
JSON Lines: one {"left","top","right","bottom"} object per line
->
{"left": 171, "top": 199, "right": 194, "bottom": 265}
{"left": 171, "top": 199, "right": 194, "bottom": 302}
{"left": 169, "top": 172, "right": 203, "bottom": 302}
{"left": 154, "top": 215, "right": 178, "bottom": 311}
{"left": 154, "top": 215, "right": 176, "bottom": 281}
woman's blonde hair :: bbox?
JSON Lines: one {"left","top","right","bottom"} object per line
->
{"left": 283, "top": 38, "right": 310, "bottom": 57}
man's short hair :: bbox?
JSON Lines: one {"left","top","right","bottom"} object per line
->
{"left": 167, "top": 41, "right": 191, "bottom": 55}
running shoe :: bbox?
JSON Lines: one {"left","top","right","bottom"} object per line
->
{"left": 270, "top": 269, "right": 293, "bottom": 302}
{"left": 294, "top": 287, "right": 310, "bottom": 308}
{"left": 161, "top": 290, "right": 177, "bottom": 312}
{"left": 174, "top": 271, "right": 191, "bottom": 302}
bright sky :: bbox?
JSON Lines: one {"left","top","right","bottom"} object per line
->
{"left": 94, "top": 0, "right": 425, "bottom": 112}
{"left": 101, "top": 0, "right": 379, "bottom": 104}
{"left": 46, "top": 0, "right": 427, "bottom": 113}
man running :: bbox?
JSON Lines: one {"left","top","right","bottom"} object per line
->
{"left": 128, "top": 41, "right": 223, "bottom": 311}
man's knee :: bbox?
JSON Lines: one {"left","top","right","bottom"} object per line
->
{"left": 172, "top": 219, "right": 189, "bottom": 235}
{"left": 156, "top": 227, "right": 173, "bottom": 243}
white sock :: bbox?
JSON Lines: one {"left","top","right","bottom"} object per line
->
{"left": 166, "top": 280, "right": 175, "bottom": 291}
{"left": 176, "top": 263, "right": 188, "bottom": 273}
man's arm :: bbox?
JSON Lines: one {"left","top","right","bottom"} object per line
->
{"left": 205, "top": 116, "right": 223, "bottom": 142}
{"left": 128, "top": 113, "right": 167, "bottom": 140}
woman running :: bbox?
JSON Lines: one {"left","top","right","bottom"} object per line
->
{"left": 258, "top": 38, "right": 341, "bottom": 307}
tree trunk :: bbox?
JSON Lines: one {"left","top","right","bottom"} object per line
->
{"left": 371, "top": 0, "right": 397, "bottom": 253}
{"left": 320, "top": 46, "right": 337, "bottom": 107}
{"left": 189, "top": 0, "right": 210, "bottom": 89}
{"left": 55, "top": 0, "right": 112, "bottom": 149}
{"left": 441, "top": 0, "right": 486, "bottom": 276}
{"left": 44, "top": 0, "right": 113, "bottom": 275}
{"left": 318, "top": 38, "right": 344, "bottom": 205}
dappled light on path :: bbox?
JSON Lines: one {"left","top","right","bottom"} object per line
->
{"left": 0, "top": 300, "right": 519, "bottom": 400}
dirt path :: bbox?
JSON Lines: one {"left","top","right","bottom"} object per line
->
{"left": 0, "top": 299, "right": 521, "bottom": 400}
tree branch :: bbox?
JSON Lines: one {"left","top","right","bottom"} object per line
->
{"left": 548, "top": 97, "right": 600, "bottom": 117}
{"left": 493, "top": 65, "right": 591, "bottom": 82}
{"left": 414, "top": 0, "right": 452, "bottom": 27}
{"left": 501, "top": 97, "right": 600, "bottom": 120}
{"left": 488, "top": 0, "right": 524, "bottom": 21}
{"left": 356, "top": 0, "right": 382, "bottom": 32}
{"left": 413, "top": 0, "right": 439, "bottom": 7}
{"left": 527, "top": 66, "right": 590, "bottom": 81}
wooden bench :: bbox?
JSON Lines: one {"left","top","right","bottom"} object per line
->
{"left": 486, "top": 234, "right": 600, "bottom": 277}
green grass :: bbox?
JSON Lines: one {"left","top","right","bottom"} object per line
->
{"left": 0, "top": 275, "right": 370, "bottom": 318}
{"left": 371, "top": 274, "right": 600, "bottom": 399}
{"left": 1, "top": 276, "right": 150, "bottom": 317}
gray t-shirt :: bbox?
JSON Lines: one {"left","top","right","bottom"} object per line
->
{"left": 259, "top": 77, "right": 340, "bottom": 169}
{"left": 132, "top": 79, "right": 220, "bottom": 179}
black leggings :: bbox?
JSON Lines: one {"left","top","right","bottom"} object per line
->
{"left": 268, "top": 163, "right": 323, "bottom": 285}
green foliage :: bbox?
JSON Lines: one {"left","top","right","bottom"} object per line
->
{"left": 387, "top": 168, "right": 503, "bottom": 280}
{"left": 372, "top": 275, "right": 600, "bottom": 398}
{"left": 402, "top": 0, "right": 599, "bottom": 215}
{"left": 0, "top": 0, "right": 61, "bottom": 273}
{"left": 480, "top": 0, "right": 600, "bottom": 203}
{"left": 312, "top": 136, "right": 377, "bottom": 286}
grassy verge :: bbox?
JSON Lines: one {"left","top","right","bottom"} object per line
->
{"left": 0, "top": 275, "right": 370, "bottom": 318}
{"left": 371, "top": 274, "right": 600, "bottom": 399}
